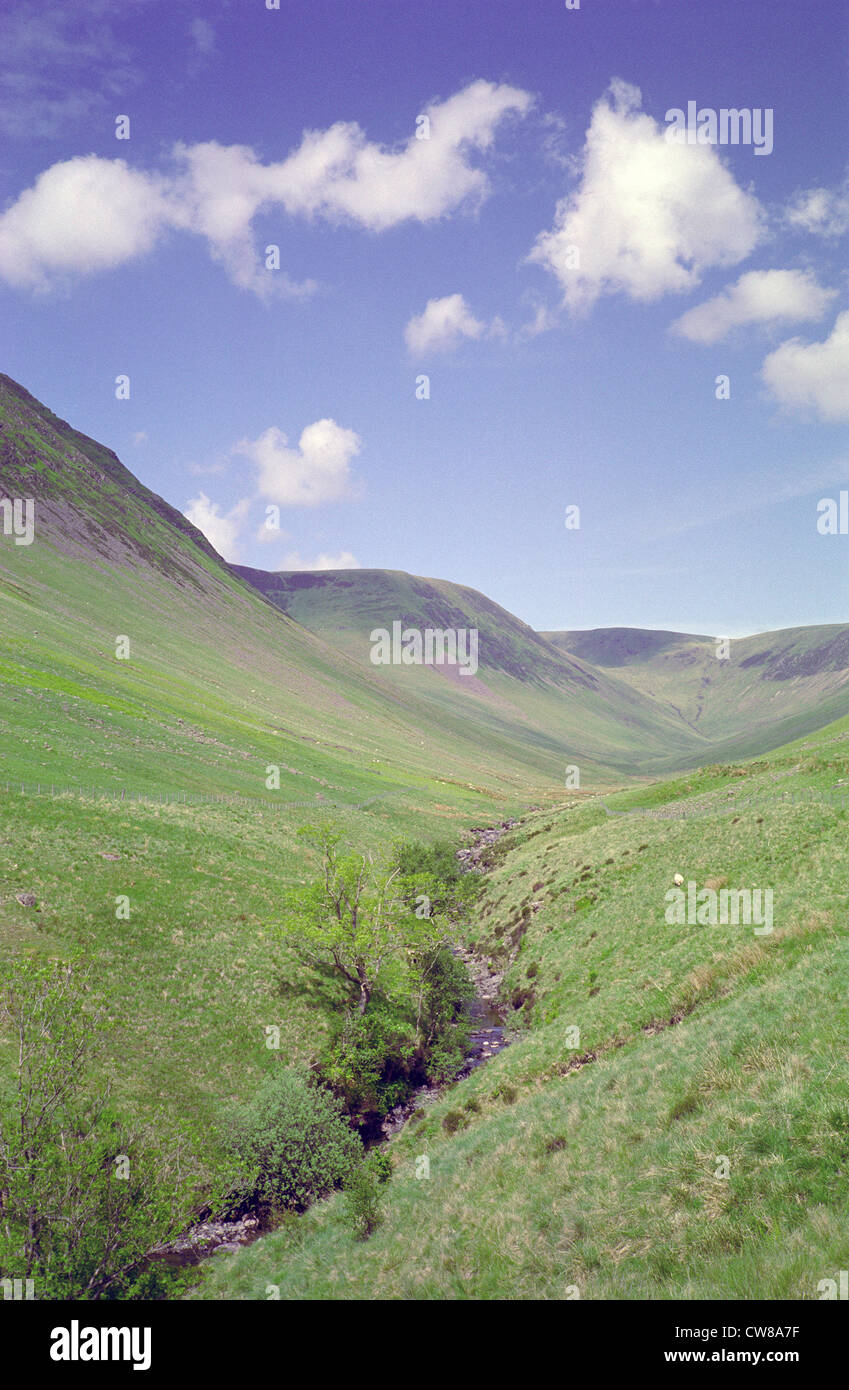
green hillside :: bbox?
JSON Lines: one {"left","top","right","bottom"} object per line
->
{"left": 1, "top": 373, "right": 847, "bottom": 1303}
{"left": 1, "top": 371, "right": 614, "bottom": 806}
{"left": 544, "top": 625, "right": 849, "bottom": 762}
{"left": 197, "top": 713, "right": 849, "bottom": 1300}
{"left": 233, "top": 566, "right": 712, "bottom": 777}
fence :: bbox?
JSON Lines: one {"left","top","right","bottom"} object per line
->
{"left": 1, "top": 779, "right": 402, "bottom": 812}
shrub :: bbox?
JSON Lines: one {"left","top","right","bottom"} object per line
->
{"left": 442, "top": 1109, "right": 466, "bottom": 1135}
{"left": 0, "top": 958, "right": 206, "bottom": 1300}
{"left": 228, "top": 1067, "right": 362, "bottom": 1214}
{"left": 323, "top": 1004, "right": 417, "bottom": 1122}
{"left": 418, "top": 948, "right": 475, "bottom": 1084}
{"left": 394, "top": 838, "right": 479, "bottom": 919}
{"left": 369, "top": 1149, "right": 393, "bottom": 1183}
{"left": 343, "top": 1153, "right": 389, "bottom": 1239}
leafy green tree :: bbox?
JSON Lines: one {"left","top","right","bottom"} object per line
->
{"left": 0, "top": 957, "right": 209, "bottom": 1299}
{"left": 279, "top": 824, "right": 449, "bottom": 1017}
{"left": 413, "top": 947, "right": 475, "bottom": 1083}
{"left": 393, "top": 838, "right": 479, "bottom": 923}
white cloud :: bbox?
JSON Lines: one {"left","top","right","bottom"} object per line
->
{"left": 183, "top": 492, "right": 249, "bottom": 560}
{"left": 0, "top": 80, "right": 531, "bottom": 293}
{"left": 234, "top": 420, "right": 362, "bottom": 507}
{"left": 131, "top": 430, "right": 147, "bottom": 446}
{"left": 670, "top": 269, "right": 837, "bottom": 344}
{"left": 517, "top": 298, "right": 560, "bottom": 340}
{"left": 282, "top": 550, "right": 361, "bottom": 571}
{"left": 404, "top": 293, "right": 488, "bottom": 355}
{"left": 761, "top": 310, "right": 849, "bottom": 424}
{"left": 0, "top": 155, "right": 170, "bottom": 290}
{"left": 266, "top": 79, "right": 531, "bottom": 229}
{"left": 785, "top": 175, "right": 849, "bottom": 238}
{"left": 528, "top": 79, "right": 763, "bottom": 313}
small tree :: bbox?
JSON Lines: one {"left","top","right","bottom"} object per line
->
{"left": 0, "top": 957, "right": 207, "bottom": 1299}
{"left": 227, "top": 1066, "right": 362, "bottom": 1215}
{"left": 279, "top": 825, "right": 448, "bottom": 1017}
{"left": 343, "top": 1151, "right": 389, "bottom": 1240}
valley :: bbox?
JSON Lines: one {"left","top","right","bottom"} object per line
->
{"left": 1, "top": 374, "right": 847, "bottom": 1302}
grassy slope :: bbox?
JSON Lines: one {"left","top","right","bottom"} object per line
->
{"left": 0, "top": 376, "right": 568, "bottom": 1171}
{"left": 1, "top": 371, "right": 614, "bottom": 801}
{"left": 197, "top": 715, "right": 849, "bottom": 1299}
{"left": 2, "top": 375, "right": 848, "bottom": 1297}
{"left": 233, "top": 566, "right": 711, "bottom": 775}
{"left": 545, "top": 625, "right": 849, "bottom": 762}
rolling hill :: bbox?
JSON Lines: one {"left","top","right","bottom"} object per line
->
{"left": 544, "top": 624, "right": 849, "bottom": 764}
{"left": 2, "top": 371, "right": 848, "bottom": 1304}
{"left": 197, "top": 711, "right": 849, "bottom": 1300}
{"left": 1, "top": 370, "right": 659, "bottom": 810}
{"left": 232, "top": 565, "right": 711, "bottom": 779}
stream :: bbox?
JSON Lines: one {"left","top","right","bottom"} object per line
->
{"left": 147, "top": 818, "right": 518, "bottom": 1269}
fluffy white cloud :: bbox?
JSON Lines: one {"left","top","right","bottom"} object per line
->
{"left": 404, "top": 293, "right": 488, "bottom": 355}
{"left": 528, "top": 80, "right": 763, "bottom": 313}
{"left": 282, "top": 550, "right": 360, "bottom": 571}
{"left": 183, "top": 493, "right": 250, "bottom": 560}
{"left": 785, "top": 176, "right": 849, "bottom": 238}
{"left": 671, "top": 269, "right": 836, "bottom": 344}
{"left": 0, "top": 80, "right": 531, "bottom": 293}
{"left": 761, "top": 310, "right": 849, "bottom": 423}
{"left": 0, "top": 155, "right": 170, "bottom": 289}
{"left": 235, "top": 420, "right": 362, "bottom": 507}
{"left": 265, "top": 79, "right": 531, "bottom": 229}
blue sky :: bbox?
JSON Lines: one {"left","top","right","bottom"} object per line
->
{"left": 0, "top": 0, "right": 847, "bottom": 635}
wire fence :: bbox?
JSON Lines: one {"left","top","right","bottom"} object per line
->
{"left": 1, "top": 779, "right": 403, "bottom": 812}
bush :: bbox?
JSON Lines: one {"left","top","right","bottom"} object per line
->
{"left": 394, "top": 838, "right": 479, "bottom": 919}
{"left": 369, "top": 1150, "right": 393, "bottom": 1183}
{"left": 343, "top": 1154, "right": 387, "bottom": 1240}
{"left": 442, "top": 1109, "right": 466, "bottom": 1135}
{"left": 228, "top": 1067, "right": 362, "bottom": 1214}
{"left": 418, "top": 948, "right": 475, "bottom": 1084}
{"left": 0, "top": 958, "right": 207, "bottom": 1300}
{"left": 323, "top": 1004, "right": 417, "bottom": 1123}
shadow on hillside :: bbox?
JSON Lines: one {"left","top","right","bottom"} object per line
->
{"left": 272, "top": 958, "right": 343, "bottom": 1011}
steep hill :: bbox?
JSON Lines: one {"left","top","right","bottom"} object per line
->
{"left": 232, "top": 566, "right": 710, "bottom": 777}
{"left": 198, "top": 711, "right": 849, "bottom": 1300}
{"left": 0, "top": 371, "right": 650, "bottom": 808}
{"left": 544, "top": 624, "right": 849, "bottom": 763}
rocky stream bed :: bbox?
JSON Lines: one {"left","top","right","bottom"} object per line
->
{"left": 147, "top": 817, "right": 519, "bottom": 1269}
